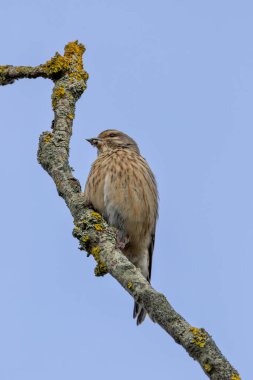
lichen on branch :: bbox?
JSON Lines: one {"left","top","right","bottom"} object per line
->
{"left": 0, "top": 40, "right": 88, "bottom": 87}
{"left": 0, "top": 41, "right": 241, "bottom": 380}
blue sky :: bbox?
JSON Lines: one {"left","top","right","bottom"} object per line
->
{"left": 0, "top": 1, "right": 251, "bottom": 378}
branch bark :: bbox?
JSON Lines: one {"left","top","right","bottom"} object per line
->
{"left": 0, "top": 41, "right": 241, "bottom": 380}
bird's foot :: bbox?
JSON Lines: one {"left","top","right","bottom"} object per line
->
{"left": 116, "top": 234, "right": 129, "bottom": 250}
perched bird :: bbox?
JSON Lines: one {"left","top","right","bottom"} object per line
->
{"left": 84, "top": 130, "right": 158, "bottom": 325}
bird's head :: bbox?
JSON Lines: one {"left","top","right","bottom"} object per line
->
{"left": 86, "top": 129, "right": 140, "bottom": 155}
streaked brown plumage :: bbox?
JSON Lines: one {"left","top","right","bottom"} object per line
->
{"left": 84, "top": 130, "right": 158, "bottom": 324}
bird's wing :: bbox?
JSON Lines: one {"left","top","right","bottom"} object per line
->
{"left": 148, "top": 232, "right": 155, "bottom": 281}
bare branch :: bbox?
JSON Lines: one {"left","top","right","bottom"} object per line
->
{"left": 0, "top": 42, "right": 241, "bottom": 380}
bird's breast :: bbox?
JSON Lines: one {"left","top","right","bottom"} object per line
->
{"left": 85, "top": 149, "right": 158, "bottom": 246}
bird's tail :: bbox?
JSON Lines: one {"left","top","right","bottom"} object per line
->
{"left": 133, "top": 302, "right": 147, "bottom": 325}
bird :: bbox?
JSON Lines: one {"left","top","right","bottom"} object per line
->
{"left": 84, "top": 130, "right": 158, "bottom": 325}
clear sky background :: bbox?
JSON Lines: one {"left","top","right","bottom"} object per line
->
{"left": 0, "top": 1, "right": 251, "bottom": 379}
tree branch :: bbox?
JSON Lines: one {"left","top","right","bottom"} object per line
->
{"left": 0, "top": 41, "right": 241, "bottom": 380}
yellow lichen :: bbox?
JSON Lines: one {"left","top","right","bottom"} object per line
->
{"left": 0, "top": 65, "right": 9, "bottom": 74}
{"left": 54, "top": 87, "right": 65, "bottom": 97}
{"left": 91, "top": 212, "right": 102, "bottom": 219}
{"left": 127, "top": 282, "right": 133, "bottom": 290}
{"left": 68, "top": 114, "right": 74, "bottom": 119}
{"left": 42, "top": 53, "right": 69, "bottom": 77}
{"left": 64, "top": 41, "right": 88, "bottom": 83}
{"left": 64, "top": 41, "right": 85, "bottom": 72}
{"left": 64, "top": 41, "right": 85, "bottom": 58}
{"left": 190, "top": 327, "right": 207, "bottom": 348}
{"left": 91, "top": 246, "right": 108, "bottom": 276}
{"left": 91, "top": 246, "right": 101, "bottom": 261}
{"left": 69, "top": 71, "right": 89, "bottom": 82}
{"left": 81, "top": 235, "right": 90, "bottom": 243}
{"left": 41, "top": 41, "right": 88, "bottom": 85}
{"left": 44, "top": 133, "right": 53, "bottom": 144}
{"left": 231, "top": 374, "right": 241, "bottom": 380}
{"left": 94, "top": 261, "right": 108, "bottom": 277}
{"left": 204, "top": 363, "right": 212, "bottom": 373}
{"left": 52, "top": 86, "right": 65, "bottom": 109}
{"left": 94, "top": 224, "right": 104, "bottom": 231}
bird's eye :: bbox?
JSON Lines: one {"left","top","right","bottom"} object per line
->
{"left": 108, "top": 133, "right": 117, "bottom": 138}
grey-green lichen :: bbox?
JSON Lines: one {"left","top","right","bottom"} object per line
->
{"left": 72, "top": 210, "right": 111, "bottom": 276}
{"left": 76, "top": 211, "right": 108, "bottom": 233}
{"left": 72, "top": 226, "right": 91, "bottom": 251}
{"left": 73, "top": 211, "right": 109, "bottom": 275}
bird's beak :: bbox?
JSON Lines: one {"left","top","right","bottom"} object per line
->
{"left": 86, "top": 138, "right": 101, "bottom": 147}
